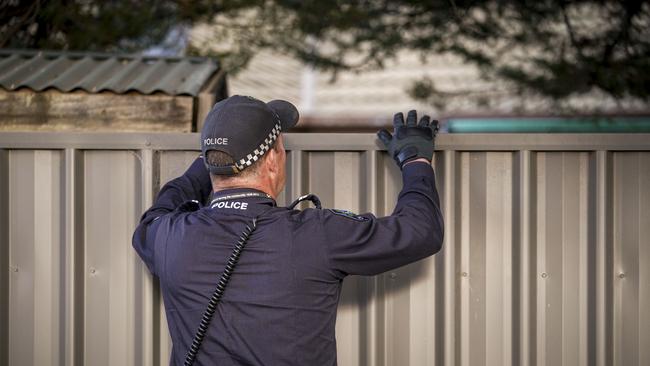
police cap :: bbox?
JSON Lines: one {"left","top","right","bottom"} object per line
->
{"left": 201, "top": 95, "right": 299, "bottom": 175}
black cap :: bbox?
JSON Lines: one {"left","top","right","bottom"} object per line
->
{"left": 201, "top": 95, "right": 299, "bottom": 175}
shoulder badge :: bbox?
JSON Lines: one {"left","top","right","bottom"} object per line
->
{"left": 328, "top": 209, "right": 369, "bottom": 222}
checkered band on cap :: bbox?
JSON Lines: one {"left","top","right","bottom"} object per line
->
{"left": 235, "top": 121, "right": 282, "bottom": 171}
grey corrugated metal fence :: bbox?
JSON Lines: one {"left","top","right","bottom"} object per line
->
{"left": 1, "top": 132, "right": 649, "bottom": 366}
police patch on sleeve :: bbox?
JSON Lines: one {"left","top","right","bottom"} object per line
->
{"left": 329, "top": 209, "right": 370, "bottom": 222}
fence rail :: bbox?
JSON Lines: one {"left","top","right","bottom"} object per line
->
{"left": 1, "top": 132, "right": 649, "bottom": 366}
{"left": 1, "top": 131, "right": 650, "bottom": 150}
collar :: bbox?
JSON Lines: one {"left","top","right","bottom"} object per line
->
{"left": 209, "top": 188, "right": 276, "bottom": 207}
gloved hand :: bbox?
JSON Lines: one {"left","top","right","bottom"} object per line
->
{"left": 377, "top": 110, "right": 439, "bottom": 168}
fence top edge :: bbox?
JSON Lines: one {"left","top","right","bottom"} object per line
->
{"left": 0, "top": 131, "right": 649, "bottom": 151}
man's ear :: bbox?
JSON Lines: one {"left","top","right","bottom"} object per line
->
{"left": 265, "top": 146, "right": 279, "bottom": 174}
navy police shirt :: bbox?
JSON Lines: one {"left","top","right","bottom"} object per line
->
{"left": 132, "top": 157, "right": 444, "bottom": 365}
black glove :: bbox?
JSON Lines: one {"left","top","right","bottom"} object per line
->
{"left": 377, "top": 110, "right": 439, "bottom": 168}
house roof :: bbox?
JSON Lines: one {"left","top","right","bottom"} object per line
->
{"left": 0, "top": 49, "right": 219, "bottom": 96}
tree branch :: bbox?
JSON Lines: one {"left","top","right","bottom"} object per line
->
{"left": 560, "top": 2, "right": 586, "bottom": 62}
{"left": 0, "top": 0, "right": 40, "bottom": 48}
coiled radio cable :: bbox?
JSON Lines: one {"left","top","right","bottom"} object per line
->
{"left": 183, "top": 219, "right": 258, "bottom": 366}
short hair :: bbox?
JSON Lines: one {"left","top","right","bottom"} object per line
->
{"left": 206, "top": 150, "right": 263, "bottom": 181}
{"left": 206, "top": 139, "right": 281, "bottom": 183}
{"left": 205, "top": 150, "right": 237, "bottom": 167}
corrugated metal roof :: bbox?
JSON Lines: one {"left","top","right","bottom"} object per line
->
{"left": 0, "top": 49, "right": 219, "bottom": 96}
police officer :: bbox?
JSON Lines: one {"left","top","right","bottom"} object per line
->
{"left": 132, "top": 95, "right": 444, "bottom": 365}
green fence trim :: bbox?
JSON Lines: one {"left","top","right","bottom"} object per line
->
{"left": 446, "top": 117, "right": 650, "bottom": 133}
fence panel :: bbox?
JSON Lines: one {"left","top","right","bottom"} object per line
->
{"left": 1, "top": 132, "right": 649, "bottom": 366}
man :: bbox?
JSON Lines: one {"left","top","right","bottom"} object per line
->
{"left": 132, "top": 95, "right": 444, "bottom": 365}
